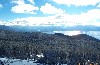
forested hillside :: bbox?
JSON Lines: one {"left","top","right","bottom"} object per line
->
{"left": 0, "top": 30, "right": 100, "bottom": 65}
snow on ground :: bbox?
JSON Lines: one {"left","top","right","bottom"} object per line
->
{"left": 0, "top": 58, "right": 39, "bottom": 65}
{"left": 8, "top": 60, "right": 37, "bottom": 65}
{"left": 0, "top": 58, "right": 67, "bottom": 65}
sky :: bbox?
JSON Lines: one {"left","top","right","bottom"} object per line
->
{"left": 0, "top": 0, "right": 100, "bottom": 26}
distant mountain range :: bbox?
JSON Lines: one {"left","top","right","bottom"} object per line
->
{"left": 0, "top": 25, "right": 100, "bottom": 32}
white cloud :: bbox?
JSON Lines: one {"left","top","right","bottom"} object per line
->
{"left": 52, "top": 0, "right": 100, "bottom": 6}
{"left": 40, "top": 3, "right": 64, "bottom": 14}
{"left": 11, "top": 0, "right": 39, "bottom": 14}
{"left": 1, "top": 9, "right": 100, "bottom": 26}
{"left": 11, "top": 4, "right": 39, "bottom": 14}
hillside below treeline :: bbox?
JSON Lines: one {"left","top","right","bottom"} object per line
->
{"left": 0, "top": 29, "right": 100, "bottom": 65}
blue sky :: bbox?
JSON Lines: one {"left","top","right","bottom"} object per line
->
{"left": 0, "top": 0, "right": 100, "bottom": 26}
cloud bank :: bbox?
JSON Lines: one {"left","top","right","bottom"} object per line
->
{"left": 0, "top": 9, "right": 100, "bottom": 26}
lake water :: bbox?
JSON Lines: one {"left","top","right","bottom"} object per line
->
{"left": 46, "top": 31, "right": 100, "bottom": 40}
